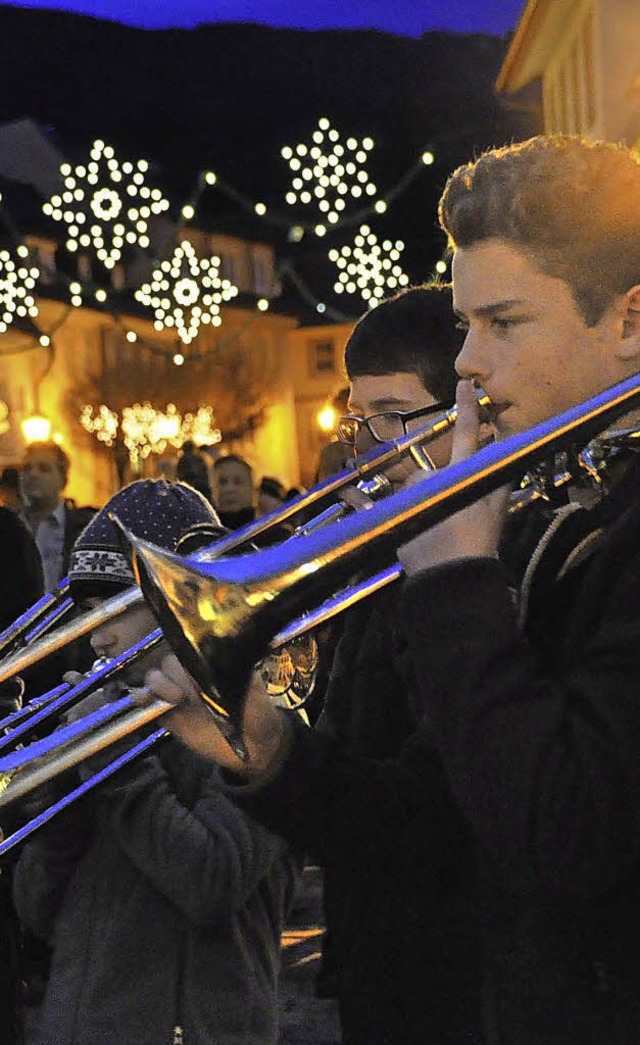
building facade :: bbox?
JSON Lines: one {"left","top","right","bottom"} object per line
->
{"left": 497, "top": 0, "right": 640, "bottom": 148}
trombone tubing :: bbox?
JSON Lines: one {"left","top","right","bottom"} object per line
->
{"left": 0, "top": 628, "right": 162, "bottom": 755}
{"left": 0, "top": 581, "right": 71, "bottom": 658}
{"left": 0, "top": 728, "right": 167, "bottom": 859}
{"left": 0, "top": 565, "right": 397, "bottom": 785}
{"left": 0, "top": 395, "right": 476, "bottom": 685}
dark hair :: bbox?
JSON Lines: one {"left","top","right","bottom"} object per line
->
{"left": 259, "top": 476, "right": 285, "bottom": 500}
{"left": 212, "top": 453, "right": 253, "bottom": 478}
{"left": 439, "top": 134, "right": 640, "bottom": 327}
{"left": 0, "top": 467, "right": 19, "bottom": 492}
{"left": 344, "top": 283, "right": 464, "bottom": 403}
{"left": 23, "top": 441, "right": 71, "bottom": 483}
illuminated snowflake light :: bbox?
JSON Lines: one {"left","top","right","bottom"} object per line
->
{"left": 281, "top": 118, "right": 377, "bottom": 229}
{"left": 329, "top": 225, "right": 410, "bottom": 306}
{"left": 135, "top": 240, "right": 238, "bottom": 345}
{"left": 0, "top": 250, "right": 39, "bottom": 332}
{"left": 43, "top": 139, "right": 170, "bottom": 270}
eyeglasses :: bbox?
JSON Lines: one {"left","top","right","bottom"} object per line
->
{"left": 337, "top": 401, "right": 448, "bottom": 446}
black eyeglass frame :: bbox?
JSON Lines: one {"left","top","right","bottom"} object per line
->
{"left": 337, "top": 400, "right": 450, "bottom": 446}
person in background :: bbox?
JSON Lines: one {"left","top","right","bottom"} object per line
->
{"left": 13, "top": 479, "right": 298, "bottom": 1045}
{"left": 143, "top": 285, "right": 483, "bottom": 1044}
{"left": 210, "top": 453, "right": 255, "bottom": 531}
{"left": 176, "top": 440, "right": 213, "bottom": 504}
{"left": 19, "top": 442, "right": 95, "bottom": 593}
{"left": 257, "top": 476, "right": 286, "bottom": 518}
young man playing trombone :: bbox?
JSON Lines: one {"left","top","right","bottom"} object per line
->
{"left": 13, "top": 479, "right": 297, "bottom": 1045}
{"left": 141, "top": 134, "right": 640, "bottom": 1044}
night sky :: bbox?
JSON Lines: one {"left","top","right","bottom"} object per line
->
{"left": 3, "top": 0, "right": 524, "bottom": 35}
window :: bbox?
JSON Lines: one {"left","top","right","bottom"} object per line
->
{"left": 220, "top": 253, "right": 240, "bottom": 286}
{"left": 308, "top": 340, "right": 335, "bottom": 376}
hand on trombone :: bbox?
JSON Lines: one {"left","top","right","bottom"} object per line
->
{"left": 137, "top": 654, "right": 289, "bottom": 780}
{"left": 399, "top": 379, "right": 512, "bottom": 575}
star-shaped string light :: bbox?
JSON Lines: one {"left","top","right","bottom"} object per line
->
{"left": 329, "top": 225, "right": 409, "bottom": 306}
{"left": 43, "top": 139, "right": 170, "bottom": 270}
{"left": 281, "top": 118, "right": 377, "bottom": 234}
{"left": 135, "top": 240, "right": 239, "bottom": 345}
{"left": 0, "top": 248, "right": 39, "bottom": 332}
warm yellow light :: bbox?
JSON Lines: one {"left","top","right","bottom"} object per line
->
{"left": 317, "top": 405, "right": 337, "bottom": 432}
{"left": 22, "top": 415, "right": 52, "bottom": 443}
{"left": 257, "top": 298, "right": 270, "bottom": 312}
{"left": 435, "top": 260, "right": 448, "bottom": 274}
{"left": 422, "top": 151, "right": 435, "bottom": 166}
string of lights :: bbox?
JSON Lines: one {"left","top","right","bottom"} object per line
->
{"left": 0, "top": 126, "right": 446, "bottom": 357}
{"left": 180, "top": 141, "right": 436, "bottom": 239}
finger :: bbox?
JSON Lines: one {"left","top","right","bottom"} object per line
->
{"left": 62, "top": 671, "right": 84, "bottom": 685}
{"left": 144, "top": 667, "right": 192, "bottom": 706}
{"left": 450, "top": 379, "right": 480, "bottom": 464}
{"left": 160, "top": 654, "right": 201, "bottom": 698}
{"left": 129, "top": 685, "right": 152, "bottom": 707}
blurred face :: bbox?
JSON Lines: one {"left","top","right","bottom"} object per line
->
{"left": 347, "top": 372, "right": 453, "bottom": 491}
{"left": 21, "top": 449, "right": 66, "bottom": 507}
{"left": 453, "top": 238, "right": 636, "bottom": 439}
{"left": 85, "top": 600, "right": 165, "bottom": 686}
{"left": 212, "top": 461, "right": 254, "bottom": 514}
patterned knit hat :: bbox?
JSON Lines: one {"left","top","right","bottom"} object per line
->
{"left": 68, "top": 478, "right": 224, "bottom": 601}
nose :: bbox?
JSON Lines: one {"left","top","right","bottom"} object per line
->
{"left": 354, "top": 426, "right": 376, "bottom": 456}
{"left": 455, "top": 329, "right": 491, "bottom": 385}
{"left": 90, "top": 622, "right": 118, "bottom": 658}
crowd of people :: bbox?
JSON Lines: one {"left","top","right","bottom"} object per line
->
{"left": 1, "top": 130, "right": 640, "bottom": 1045}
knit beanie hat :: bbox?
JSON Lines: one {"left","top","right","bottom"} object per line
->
{"left": 68, "top": 478, "right": 225, "bottom": 602}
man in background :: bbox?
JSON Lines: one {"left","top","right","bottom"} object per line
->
{"left": 19, "top": 442, "right": 95, "bottom": 593}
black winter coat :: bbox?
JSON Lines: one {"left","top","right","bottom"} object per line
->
{"left": 232, "top": 586, "right": 483, "bottom": 1044}
{"left": 398, "top": 455, "right": 640, "bottom": 1044}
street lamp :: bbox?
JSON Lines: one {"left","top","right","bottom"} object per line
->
{"left": 21, "top": 414, "right": 52, "bottom": 443}
{"left": 317, "top": 404, "right": 337, "bottom": 432}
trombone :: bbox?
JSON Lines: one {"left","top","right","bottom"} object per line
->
{"left": 1, "top": 375, "right": 640, "bottom": 850}
{"left": 0, "top": 392, "right": 483, "bottom": 685}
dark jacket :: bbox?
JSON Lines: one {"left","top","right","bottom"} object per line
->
{"left": 0, "top": 506, "right": 44, "bottom": 629}
{"left": 232, "top": 586, "right": 483, "bottom": 1044}
{"left": 396, "top": 454, "right": 640, "bottom": 1044}
{"left": 0, "top": 507, "right": 44, "bottom": 1045}
{"left": 14, "top": 738, "right": 297, "bottom": 1045}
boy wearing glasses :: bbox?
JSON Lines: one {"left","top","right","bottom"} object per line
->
{"left": 338, "top": 283, "right": 459, "bottom": 486}
{"left": 147, "top": 285, "right": 482, "bottom": 1044}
